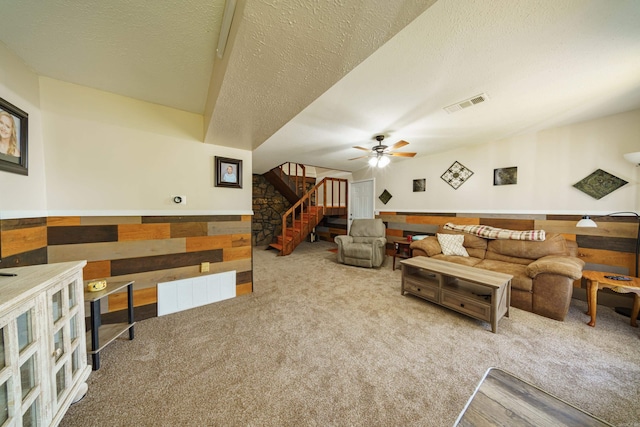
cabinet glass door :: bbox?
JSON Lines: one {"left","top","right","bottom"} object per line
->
{"left": 0, "top": 305, "right": 42, "bottom": 427}
{"left": 49, "top": 277, "right": 84, "bottom": 409}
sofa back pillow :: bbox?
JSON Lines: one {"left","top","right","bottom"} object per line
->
{"left": 437, "top": 228, "right": 487, "bottom": 258}
{"left": 486, "top": 233, "right": 569, "bottom": 263}
{"left": 437, "top": 233, "right": 469, "bottom": 257}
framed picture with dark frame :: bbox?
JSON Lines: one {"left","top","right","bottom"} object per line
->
{"left": 215, "top": 156, "right": 242, "bottom": 188}
{"left": 0, "top": 96, "right": 28, "bottom": 176}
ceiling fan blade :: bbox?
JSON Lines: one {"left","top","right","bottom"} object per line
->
{"left": 348, "top": 155, "right": 370, "bottom": 160}
{"left": 353, "top": 146, "right": 371, "bottom": 152}
{"left": 389, "top": 140, "right": 409, "bottom": 150}
{"left": 389, "top": 152, "right": 417, "bottom": 157}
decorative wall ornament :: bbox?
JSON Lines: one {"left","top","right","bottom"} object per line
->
{"left": 441, "top": 161, "right": 473, "bottom": 190}
{"left": 493, "top": 167, "right": 517, "bottom": 186}
{"left": 413, "top": 179, "right": 426, "bottom": 192}
{"left": 379, "top": 189, "right": 392, "bottom": 204}
{"left": 573, "top": 169, "right": 627, "bottom": 200}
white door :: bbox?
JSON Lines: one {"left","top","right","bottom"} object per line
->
{"left": 348, "top": 179, "right": 375, "bottom": 232}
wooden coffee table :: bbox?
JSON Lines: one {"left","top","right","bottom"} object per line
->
{"left": 582, "top": 270, "right": 640, "bottom": 327}
{"left": 455, "top": 368, "right": 613, "bottom": 426}
{"left": 401, "top": 257, "right": 512, "bottom": 333}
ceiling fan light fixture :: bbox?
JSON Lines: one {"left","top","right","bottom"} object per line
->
{"left": 377, "top": 156, "right": 390, "bottom": 168}
{"left": 368, "top": 157, "right": 378, "bottom": 167}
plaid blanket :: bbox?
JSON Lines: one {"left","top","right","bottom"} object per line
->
{"left": 443, "top": 222, "right": 546, "bottom": 241}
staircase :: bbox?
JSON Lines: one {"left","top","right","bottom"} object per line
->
{"left": 267, "top": 166, "right": 348, "bottom": 255}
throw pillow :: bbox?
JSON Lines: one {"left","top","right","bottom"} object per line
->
{"left": 437, "top": 233, "right": 469, "bottom": 257}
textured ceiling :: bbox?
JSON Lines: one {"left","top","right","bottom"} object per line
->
{"left": 1, "top": 0, "right": 640, "bottom": 174}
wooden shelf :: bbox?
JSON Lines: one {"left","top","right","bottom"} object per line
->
{"left": 86, "top": 322, "right": 136, "bottom": 354}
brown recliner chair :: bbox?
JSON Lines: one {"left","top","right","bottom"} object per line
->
{"left": 334, "top": 219, "right": 387, "bottom": 268}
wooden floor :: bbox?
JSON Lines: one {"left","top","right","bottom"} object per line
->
{"left": 455, "top": 368, "right": 613, "bottom": 426}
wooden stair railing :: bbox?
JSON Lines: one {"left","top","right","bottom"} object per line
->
{"left": 269, "top": 176, "right": 348, "bottom": 255}
{"left": 262, "top": 163, "right": 307, "bottom": 205}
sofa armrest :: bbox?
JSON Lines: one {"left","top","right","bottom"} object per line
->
{"left": 526, "top": 255, "right": 585, "bottom": 280}
{"left": 410, "top": 236, "right": 441, "bottom": 257}
{"left": 371, "top": 237, "right": 387, "bottom": 248}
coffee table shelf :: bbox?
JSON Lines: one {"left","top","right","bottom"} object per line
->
{"left": 400, "top": 257, "right": 512, "bottom": 333}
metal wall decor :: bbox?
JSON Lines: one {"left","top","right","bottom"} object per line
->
{"left": 493, "top": 167, "right": 517, "bottom": 186}
{"left": 413, "top": 179, "right": 426, "bottom": 192}
{"left": 441, "top": 161, "right": 474, "bottom": 189}
{"left": 379, "top": 189, "right": 392, "bottom": 204}
{"left": 573, "top": 169, "right": 627, "bottom": 200}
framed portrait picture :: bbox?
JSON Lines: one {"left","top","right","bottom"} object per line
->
{"left": 215, "top": 156, "right": 242, "bottom": 188}
{"left": 413, "top": 178, "right": 426, "bottom": 192}
{"left": 0, "top": 97, "right": 28, "bottom": 176}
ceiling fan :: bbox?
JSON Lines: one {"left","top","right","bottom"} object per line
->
{"left": 349, "top": 135, "right": 417, "bottom": 167}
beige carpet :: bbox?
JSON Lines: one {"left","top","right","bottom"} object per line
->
{"left": 62, "top": 241, "right": 640, "bottom": 427}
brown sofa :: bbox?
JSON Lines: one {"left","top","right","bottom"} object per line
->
{"left": 409, "top": 228, "right": 585, "bottom": 321}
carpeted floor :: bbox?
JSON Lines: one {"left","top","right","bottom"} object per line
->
{"left": 61, "top": 241, "right": 640, "bottom": 426}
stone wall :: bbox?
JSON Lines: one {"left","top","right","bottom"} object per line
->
{"left": 252, "top": 174, "right": 291, "bottom": 246}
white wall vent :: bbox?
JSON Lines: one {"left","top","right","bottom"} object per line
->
{"left": 444, "top": 93, "right": 488, "bottom": 114}
{"left": 157, "top": 271, "right": 236, "bottom": 316}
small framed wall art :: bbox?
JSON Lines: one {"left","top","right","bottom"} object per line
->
{"left": 493, "top": 167, "right": 517, "bottom": 186}
{"left": 413, "top": 179, "right": 426, "bottom": 192}
{"left": 215, "top": 156, "right": 242, "bottom": 188}
{"left": 0, "top": 96, "right": 29, "bottom": 176}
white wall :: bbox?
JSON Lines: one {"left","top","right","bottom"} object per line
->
{"left": 0, "top": 43, "right": 48, "bottom": 219}
{"left": 39, "top": 78, "right": 252, "bottom": 216}
{"left": 353, "top": 109, "right": 640, "bottom": 215}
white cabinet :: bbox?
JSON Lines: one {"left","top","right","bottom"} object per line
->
{"left": 0, "top": 261, "right": 90, "bottom": 427}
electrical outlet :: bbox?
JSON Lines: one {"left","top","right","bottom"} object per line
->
{"left": 172, "top": 195, "right": 186, "bottom": 205}
{"left": 200, "top": 262, "right": 210, "bottom": 273}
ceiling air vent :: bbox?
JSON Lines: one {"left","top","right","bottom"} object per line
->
{"left": 444, "top": 93, "right": 488, "bottom": 114}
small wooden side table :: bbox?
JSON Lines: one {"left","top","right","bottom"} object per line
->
{"left": 582, "top": 270, "right": 640, "bottom": 328}
{"left": 392, "top": 240, "right": 411, "bottom": 271}
{"left": 84, "top": 280, "right": 136, "bottom": 370}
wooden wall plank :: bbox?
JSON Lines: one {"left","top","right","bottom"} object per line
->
{"left": 1, "top": 226, "right": 47, "bottom": 257}
{"left": 577, "top": 235, "right": 636, "bottom": 253}
{"left": 208, "top": 221, "right": 251, "bottom": 235}
{"left": 81, "top": 216, "right": 141, "bottom": 225}
{"left": 47, "top": 238, "right": 187, "bottom": 263}
{"left": 1, "top": 217, "right": 47, "bottom": 231}
{"left": 108, "top": 287, "right": 157, "bottom": 311}
{"left": 236, "top": 283, "right": 253, "bottom": 295}
{"left": 47, "top": 217, "right": 81, "bottom": 226}
{"left": 48, "top": 225, "right": 118, "bottom": 245}
{"left": 171, "top": 222, "right": 209, "bottom": 238}
{"left": 236, "top": 270, "right": 252, "bottom": 285}
{"left": 232, "top": 234, "right": 251, "bottom": 247}
{"left": 0, "top": 247, "right": 47, "bottom": 267}
{"left": 186, "top": 235, "right": 232, "bottom": 252}
{"left": 83, "top": 261, "right": 111, "bottom": 280}
{"left": 575, "top": 247, "right": 634, "bottom": 274}
{"left": 406, "top": 215, "right": 478, "bottom": 225}
{"left": 142, "top": 215, "right": 242, "bottom": 223}
{"left": 118, "top": 223, "right": 171, "bottom": 241}
{"left": 480, "top": 218, "right": 535, "bottom": 230}
{"left": 111, "top": 249, "right": 223, "bottom": 276}
{"left": 223, "top": 246, "right": 252, "bottom": 262}
{"left": 537, "top": 219, "right": 635, "bottom": 238}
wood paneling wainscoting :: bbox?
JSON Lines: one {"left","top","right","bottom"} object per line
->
{"left": 0, "top": 214, "right": 253, "bottom": 318}
{"left": 379, "top": 211, "right": 639, "bottom": 310}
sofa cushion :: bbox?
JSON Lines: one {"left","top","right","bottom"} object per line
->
{"left": 475, "top": 259, "right": 532, "bottom": 292}
{"left": 437, "top": 233, "right": 469, "bottom": 256}
{"left": 486, "top": 233, "right": 568, "bottom": 261}
{"left": 343, "top": 243, "right": 373, "bottom": 259}
{"left": 410, "top": 236, "right": 442, "bottom": 257}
